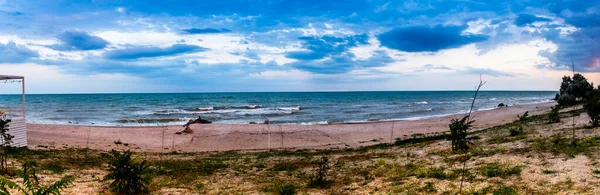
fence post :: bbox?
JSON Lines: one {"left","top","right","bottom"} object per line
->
{"left": 280, "top": 125, "right": 283, "bottom": 148}
{"left": 390, "top": 121, "right": 395, "bottom": 144}
{"left": 161, "top": 125, "right": 166, "bottom": 154}
{"left": 86, "top": 126, "right": 92, "bottom": 148}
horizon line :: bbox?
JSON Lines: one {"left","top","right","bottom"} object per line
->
{"left": 2, "top": 89, "right": 559, "bottom": 95}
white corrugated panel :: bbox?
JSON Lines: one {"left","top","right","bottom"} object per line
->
{"left": 2, "top": 118, "right": 27, "bottom": 147}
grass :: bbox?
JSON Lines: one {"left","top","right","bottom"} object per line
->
{"left": 6, "top": 106, "right": 600, "bottom": 194}
{"left": 478, "top": 162, "right": 523, "bottom": 178}
{"left": 530, "top": 135, "right": 600, "bottom": 157}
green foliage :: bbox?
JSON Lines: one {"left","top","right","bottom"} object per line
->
{"left": 103, "top": 150, "right": 152, "bottom": 195}
{"left": 478, "top": 162, "right": 523, "bottom": 178}
{"left": 416, "top": 166, "right": 458, "bottom": 180}
{"left": 276, "top": 183, "right": 297, "bottom": 195}
{"left": 508, "top": 125, "right": 523, "bottom": 136}
{"left": 307, "top": 156, "right": 331, "bottom": 188}
{"left": 39, "top": 161, "right": 68, "bottom": 174}
{"left": 0, "top": 118, "right": 13, "bottom": 174}
{"left": 584, "top": 88, "right": 600, "bottom": 127}
{"left": 548, "top": 106, "right": 561, "bottom": 123}
{"left": 449, "top": 115, "right": 475, "bottom": 152}
{"left": 0, "top": 161, "right": 74, "bottom": 195}
{"left": 517, "top": 111, "right": 529, "bottom": 122}
{"left": 491, "top": 185, "right": 518, "bottom": 195}
{"left": 557, "top": 94, "right": 577, "bottom": 107}
{"left": 530, "top": 135, "right": 600, "bottom": 156}
{"left": 560, "top": 74, "right": 594, "bottom": 99}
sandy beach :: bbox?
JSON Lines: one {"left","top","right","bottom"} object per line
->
{"left": 26, "top": 102, "right": 555, "bottom": 152}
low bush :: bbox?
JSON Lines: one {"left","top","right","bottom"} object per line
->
{"left": 103, "top": 150, "right": 152, "bottom": 195}
{"left": 478, "top": 162, "right": 522, "bottom": 178}
{"left": 307, "top": 156, "right": 331, "bottom": 188}
{"left": 548, "top": 106, "right": 561, "bottom": 123}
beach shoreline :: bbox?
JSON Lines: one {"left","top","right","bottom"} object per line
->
{"left": 26, "top": 102, "right": 556, "bottom": 153}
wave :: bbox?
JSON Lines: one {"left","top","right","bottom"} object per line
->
{"left": 415, "top": 101, "right": 428, "bottom": 105}
{"left": 277, "top": 106, "right": 300, "bottom": 111}
{"left": 117, "top": 118, "right": 192, "bottom": 123}
{"left": 213, "top": 105, "right": 262, "bottom": 110}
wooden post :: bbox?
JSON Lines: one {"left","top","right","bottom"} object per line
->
{"left": 21, "top": 77, "right": 25, "bottom": 119}
{"left": 390, "top": 121, "right": 395, "bottom": 144}
{"left": 161, "top": 126, "right": 166, "bottom": 154}
{"left": 280, "top": 125, "right": 283, "bottom": 148}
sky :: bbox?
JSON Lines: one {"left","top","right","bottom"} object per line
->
{"left": 0, "top": 0, "right": 599, "bottom": 94}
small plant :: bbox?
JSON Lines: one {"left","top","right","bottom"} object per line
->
{"left": 276, "top": 183, "right": 297, "bottom": 195}
{"left": 103, "top": 150, "right": 152, "bottom": 195}
{"left": 478, "top": 162, "right": 523, "bottom": 178}
{"left": 113, "top": 140, "right": 123, "bottom": 145}
{"left": 0, "top": 118, "right": 13, "bottom": 174}
{"left": 548, "top": 106, "right": 561, "bottom": 123}
{"left": 517, "top": 111, "right": 529, "bottom": 122}
{"left": 449, "top": 116, "right": 475, "bottom": 152}
{"left": 0, "top": 161, "right": 74, "bottom": 195}
{"left": 491, "top": 185, "right": 518, "bottom": 195}
{"left": 307, "top": 156, "right": 331, "bottom": 188}
{"left": 508, "top": 125, "right": 523, "bottom": 136}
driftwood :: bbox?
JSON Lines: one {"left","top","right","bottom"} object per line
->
{"left": 181, "top": 116, "right": 212, "bottom": 133}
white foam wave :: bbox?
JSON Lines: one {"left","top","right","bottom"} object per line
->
{"left": 415, "top": 101, "right": 428, "bottom": 105}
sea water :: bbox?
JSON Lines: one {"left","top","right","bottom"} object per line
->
{"left": 0, "top": 91, "right": 556, "bottom": 126}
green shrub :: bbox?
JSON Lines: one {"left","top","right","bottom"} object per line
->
{"left": 416, "top": 166, "right": 457, "bottom": 180}
{"left": 492, "top": 185, "right": 518, "bottom": 195}
{"left": 103, "top": 150, "right": 152, "bottom": 195}
{"left": 584, "top": 89, "right": 600, "bottom": 127}
{"left": 478, "top": 162, "right": 522, "bottom": 178}
{"left": 557, "top": 94, "right": 577, "bottom": 107}
{"left": 276, "top": 183, "right": 297, "bottom": 195}
{"left": 307, "top": 156, "right": 331, "bottom": 188}
{"left": 449, "top": 116, "right": 475, "bottom": 152}
{"left": 509, "top": 125, "right": 523, "bottom": 136}
{"left": 517, "top": 111, "right": 529, "bottom": 122}
{"left": 548, "top": 106, "right": 561, "bottom": 123}
{"left": 0, "top": 161, "right": 74, "bottom": 195}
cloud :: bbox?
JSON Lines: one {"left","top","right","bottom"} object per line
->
{"left": 103, "top": 44, "right": 209, "bottom": 59}
{"left": 181, "top": 28, "right": 231, "bottom": 34}
{"left": 377, "top": 25, "right": 488, "bottom": 52}
{"left": 49, "top": 31, "right": 109, "bottom": 51}
{"left": 416, "top": 64, "right": 453, "bottom": 72}
{"left": 291, "top": 50, "right": 393, "bottom": 74}
{"left": 458, "top": 67, "right": 516, "bottom": 77}
{"left": 536, "top": 2, "right": 600, "bottom": 72}
{"left": 285, "top": 34, "right": 369, "bottom": 60}
{"left": 514, "top": 14, "right": 551, "bottom": 27}
{"left": 0, "top": 41, "right": 39, "bottom": 63}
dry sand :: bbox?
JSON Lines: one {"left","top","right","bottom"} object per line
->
{"left": 26, "top": 102, "right": 555, "bottom": 152}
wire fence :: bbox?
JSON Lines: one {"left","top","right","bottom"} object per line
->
{"left": 36, "top": 120, "right": 453, "bottom": 153}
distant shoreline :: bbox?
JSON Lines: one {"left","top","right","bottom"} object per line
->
{"left": 26, "top": 102, "right": 555, "bottom": 152}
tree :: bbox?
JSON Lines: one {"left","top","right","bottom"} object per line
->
{"left": 0, "top": 118, "right": 13, "bottom": 174}
{"left": 558, "top": 74, "right": 594, "bottom": 107}
{"left": 0, "top": 161, "right": 74, "bottom": 195}
{"left": 449, "top": 77, "right": 485, "bottom": 194}
{"left": 584, "top": 88, "right": 600, "bottom": 127}
{"left": 103, "top": 150, "right": 152, "bottom": 195}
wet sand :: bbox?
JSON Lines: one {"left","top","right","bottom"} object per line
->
{"left": 26, "top": 102, "right": 555, "bottom": 152}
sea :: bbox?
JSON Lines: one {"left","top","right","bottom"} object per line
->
{"left": 0, "top": 91, "right": 556, "bottom": 126}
